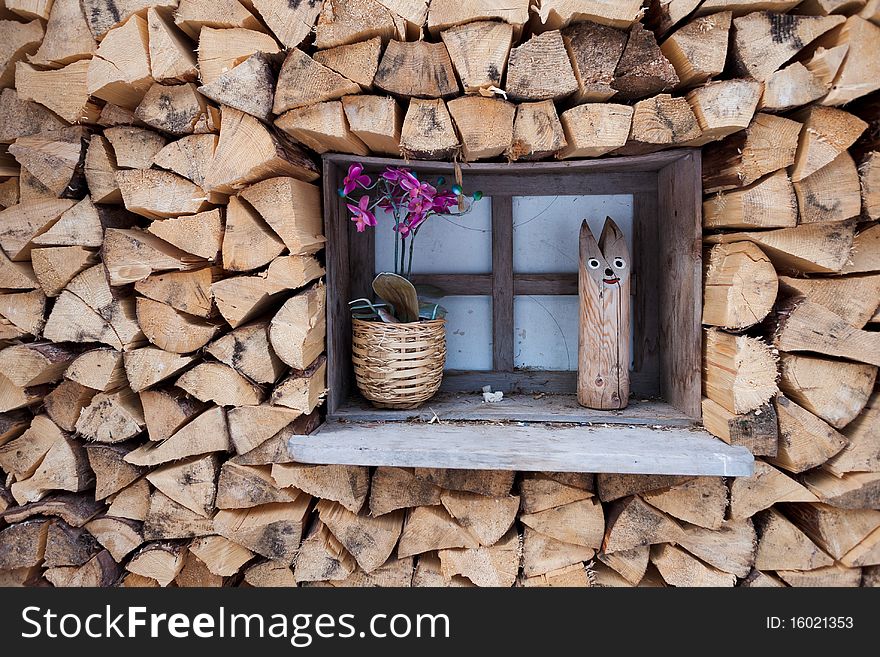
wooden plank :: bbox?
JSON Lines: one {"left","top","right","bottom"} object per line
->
{"left": 408, "top": 273, "right": 579, "bottom": 295}
{"left": 439, "top": 369, "right": 658, "bottom": 397}
{"left": 492, "top": 196, "right": 514, "bottom": 371}
{"left": 290, "top": 421, "right": 754, "bottom": 476}
{"left": 632, "top": 191, "right": 660, "bottom": 395}
{"left": 324, "top": 159, "right": 349, "bottom": 415}
{"left": 657, "top": 152, "right": 702, "bottom": 418}
{"left": 331, "top": 393, "right": 695, "bottom": 427}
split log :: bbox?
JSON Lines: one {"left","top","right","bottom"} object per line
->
{"left": 315, "top": 0, "right": 403, "bottom": 49}
{"left": 64, "top": 348, "right": 127, "bottom": 392}
{"left": 145, "top": 454, "right": 219, "bottom": 517}
{"left": 227, "top": 405, "right": 301, "bottom": 455}
{"left": 229, "top": 412, "right": 320, "bottom": 466}
{"left": 15, "top": 60, "right": 99, "bottom": 125}
{"left": 597, "top": 546, "right": 649, "bottom": 584}
{"left": 827, "top": 388, "right": 880, "bottom": 475}
{"left": 340, "top": 95, "right": 403, "bottom": 156}
{"left": 0, "top": 198, "right": 76, "bottom": 261}
{"left": 802, "top": 470, "right": 880, "bottom": 509}
{"left": 251, "top": 0, "right": 323, "bottom": 49}
{"left": 520, "top": 498, "right": 604, "bottom": 549}
{"left": 241, "top": 559, "right": 294, "bottom": 587}
{"left": 8, "top": 128, "right": 87, "bottom": 198}
{"left": 215, "top": 499, "right": 311, "bottom": 562}
{"left": 412, "top": 552, "right": 473, "bottom": 587}
{"left": 273, "top": 48, "right": 360, "bottom": 115}
{"left": 116, "top": 169, "right": 210, "bottom": 220}
{"left": 27, "top": 0, "right": 94, "bottom": 67}
{"left": 557, "top": 103, "right": 633, "bottom": 158}
{"left": 223, "top": 195, "right": 285, "bottom": 272}
{"left": 140, "top": 387, "right": 206, "bottom": 443}
{"left": 136, "top": 297, "right": 220, "bottom": 353}
{"left": 597, "top": 474, "right": 693, "bottom": 502}
{"left": 731, "top": 11, "right": 845, "bottom": 82}
{"left": 768, "top": 395, "right": 847, "bottom": 473}
{"left": 107, "top": 478, "right": 151, "bottom": 521}
{"left": 439, "top": 22, "right": 512, "bottom": 94}
{"left": 804, "top": 43, "right": 850, "bottom": 88}
{"left": 316, "top": 499, "right": 403, "bottom": 573}
{"left": 508, "top": 101, "right": 567, "bottom": 161}
{"left": 677, "top": 519, "right": 757, "bottom": 577}
{"left": 685, "top": 79, "right": 763, "bottom": 146}
{"left": 399, "top": 98, "right": 460, "bottom": 160}
{"left": 518, "top": 473, "right": 592, "bottom": 514}
{"left": 660, "top": 12, "right": 732, "bottom": 89}
{"left": 438, "top": 528, "right": 520, "bottom": 587}
{"left": 616, "top": 93, "right": 700, "bottom": 154}
{"left": 85, "top": 443, "right": 146, "bottom": 500}
{"left": 176, "top": 362, "right": 262, "bottom": 406}
{"left": 794, "top": 151, "right": 861, "bottom": 224}
{"left": 0, "top": 409, "right": 31, "bottom": 446}
{"left": 397, "top": 505, "right": 479, "bottom": 558}
{"left": 602, "top": 496, "right": 683, "bottom": 553}
{"left": 0, "top": 89, "right": 67, "bottom": 146}
{"left": 702, "top": 113, "right": 802, "bottom": 192}
{"left": 783, "top": 502, "right": 880, "bottom": 560}
{"left": 0, "top": 342, "right": 80, "bottom": 387}
{"left": 860, "top": 152, "right": 880, "bottom": 219}
{"left": 152, "top": 134, "right": 217, "bottom": 192}
{"left": 729, "top": 460, "right": 818, "bottom": 520}
{"left": 612, "top": 23, "right": 679, "bottom": 101}
{"left": 447, "top": 96, "right": 515, "bottom": 161}
{"left": 44, "top": 521, "right": 99, "bottom": 568}
{"left": 864, "top": 565, "right": 880, "bottom": 587}
{"left": 84, "top": 516, "right": 144, "bottom": 562}
{"left": 0, "top": 415, "right": 64, "bottom": 481}
{"left": 84, "top": 136, "right": 122, "bottom": 204}
{"left": 275, "top": 101, "right": 369, "bottom": 156}
{"left": 196, "top": 26, "right": 278, "bottom": 88}
{"left": 534, "top": 0, "right": 641, "bottom": 30}
{"left": 104, "top": 228, "right": 206, "bottom": 286}
{"left": 216, "top": 462, "right": 299, "bottom": 509}
{"left": 127, "top": 543, "right": 186, "bottom": 586}
{"left": 754, "top": 507, "right": 833, "bottom": 570}
{"left": 174, "top": 0, "right": 264, "bottom": 39}
{"left": 198, "top": 53, "right": 275, "bottom": 122}
{"left": 270, "top": 357, "right": 326, "bottom": 412}
{"left": 440, "top": 490, "right": 519, "bottom": 546}
{"left": 522, "top": 526, "right": 595, "bottom": 578}
{"left": 839, "top": 526, "right": 880, "bottom": 567}
{"left": 777, "top": 563, "right": 862, "bottom": 587}
{"left": 769, "top": 298, "right": 880, "bottom": 366}
{"left": 702, "top": 242, "right": 779, "bottom": 330}
{"left": 703, "top": 220, "right": 856, "bottom": 274}
{"left": 0, "top": 249, "right": 38, "bottom": 290}
{"left": 11, "top": 436, "right": 93, "bottom": 504}
{"left": 86, "top": 16, "right": 152, "bottom": 109}
{"left": 841, "top": 223, "right": 880, "bottom": 274}
{"left": 239, "top": 177, "right": 324, "bottom": 255}
{"left": 505, "top": 31, "right": 577, "bottom": 102}
{"left": 75, "top": 389, "right": 145, "bottom": 443}
{"left": 44, "top": 382, "right": 95, "bottom": 433}
{"left": 0, "top": 493, "right": 104, "bottom": 527}
{"left": 0, "top": 19, "right": 43, "bottom": 88}
{"left": 104, "top": 127, "right": 167, "bottom": 171}
{"left": 269, "top": 283, "right": 326, "bottom": 369}
{"left": 0, "top": 289, "right": 45, "bottom": 337}
{"left": 369, "top": 467, "right": 442, "bottom": 516}
{"left": 642, "top": 477, "right": 727, "bottom": 530}
{"left": 144, "top": 490, "right": 215, "bottom": 540}
{"left": 759, "top": 62, "right": 829, "bottom": 111}
{"left": 135, "top": 82, "right": 214, "bottom": 136}
{"left": 414, "top": 468, "right": 515, "bottom": 497}
{"left": 31, "top": 247, "right": 98, "bottom": 296}
{"left": 816, "top": 16, "right": 880, "bottom": 105}
{"left": 189, "top": 536, "right": 253, "bottom": 577}
{"left": 426, "top": 0, "right": 529, "bottom": 36}
{"left": 272, "top": 463, "right": 369, "bottom": 514}
{"left": 703, "top": 171, "right": 797, "bottom": 230}
{"left": 59, "top": 550, "right": 122, "bottom": 587}
{"left": 559, "top": 21, "right": 626, "bottom": 103}
{"left": 124, "top": 406, "right": 230, "bottom": 466}
{"left": 778, "top": 353, "right": 876, "bottom": 429}
{"left": 323, "top": 556, "right": 414, "bottom": 588}
{"left": 0, "top": 519, "right": 49, "bottom": 569}
{"left": 375, "top": 40, "right": 458, "bottom": 99}
{"left": 147, "top": 7, "right": 198, "bottom": 84}
{"left": 134, "top": 267, "right": 216, "bottom": 319}
{"left": 0, "top": 373, "right": 47, "bottom": 412}
{"left": 791, "top": 106, "right": 867, "bottom": 182}
{"left": 207, "top": 322, "right": 284, "bottom": 385}
{"left": 143, "top": 209, "right": 222, "bottom": 265}
{"left": 702, "top": 329, "right": 778, "bottom": 415}
{"left": 651, "top": 543, "right": 737, "bottom": 586}
{"left": 204, "top": 107, "right": 319, "bottom": 194}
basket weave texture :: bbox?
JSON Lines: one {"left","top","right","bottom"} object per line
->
{"left": 352, "top": 318, "right": 446, "bottom": 409}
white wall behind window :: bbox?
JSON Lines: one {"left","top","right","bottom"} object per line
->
{"left": 512, "top": 195, "right": 633, "bottom": 273}
{"left": 374, "top": 197, "right": 492, "bottom": 274}
{"left": 514, "top": 295, "right": 579, "bottom": 371}
{"left": 442, "top": 296, "right": 493, "bottom": 371}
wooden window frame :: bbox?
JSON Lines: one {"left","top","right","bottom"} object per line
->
{"left": 322, "top": 151, "right": 703, "bottom": 421}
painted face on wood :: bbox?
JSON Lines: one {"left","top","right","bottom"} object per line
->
{"left": 578, "top": 217, "right": 631, "bottom": 411}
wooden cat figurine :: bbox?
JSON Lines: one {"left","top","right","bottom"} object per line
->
{"left": 578, "top": 217, "right": 631, "bottom": 410}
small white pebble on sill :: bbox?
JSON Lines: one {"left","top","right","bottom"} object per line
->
{"left": 482, "top": 385, "right": 504, "bottom": 403}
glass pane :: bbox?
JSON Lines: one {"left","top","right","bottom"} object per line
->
{"left": 443, "top": 295, "right": 493, "bottom": 371}
{"left": 374, "top": 197, "right": 492, "bottom": 275}
{"left": 512, "top": 195, "right": 633, "bottom": 273}
{"left": 514, "top": 295, "right": 579, "bottom": 371}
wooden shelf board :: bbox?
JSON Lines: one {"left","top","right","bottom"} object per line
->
{"left": 289, "top": 419, "right": 754, "bottom": 477}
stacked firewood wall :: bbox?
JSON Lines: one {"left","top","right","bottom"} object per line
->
{"left": 0, "top": 0, "right": 878, "bottom": 587}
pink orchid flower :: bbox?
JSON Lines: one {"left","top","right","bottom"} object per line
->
{"left": 342, "top": 163, "right": 371, "bottom": 195}
{"left": 347, "top": 195, "right": 376, "bottom": 233}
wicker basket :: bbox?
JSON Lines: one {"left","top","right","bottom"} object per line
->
{"left": 351, "top": 318, "right": 446, "bottom": 409}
